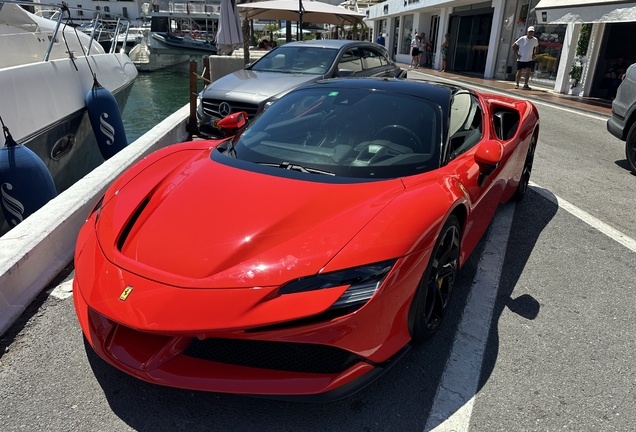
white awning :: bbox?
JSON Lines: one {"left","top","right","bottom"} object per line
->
{"left": 535, "top": 0, "right": 636, "bottom": 24}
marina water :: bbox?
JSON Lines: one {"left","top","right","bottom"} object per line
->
{"left": 122, "top": 59, "right": 206, "bottom": 143}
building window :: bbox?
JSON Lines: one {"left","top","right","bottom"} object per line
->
{"left": 401, "top": 14, "right": 414, "bottom": 55}
{"left": 122, "top": 7, "right": 128, "bottom": 18}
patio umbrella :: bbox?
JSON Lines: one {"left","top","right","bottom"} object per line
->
{"left": 216, "top": 0, "right": 243, "bottom": 55}
{"left": 237, "top": 0, "right": 365, "bottom": 26}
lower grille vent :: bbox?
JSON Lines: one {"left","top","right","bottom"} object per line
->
{"left": 183, "top": 338, "right": 363, "bottom": 374}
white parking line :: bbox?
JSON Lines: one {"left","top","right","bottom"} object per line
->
{"left": 49, "top": 277, "right": 74, "bottom": 300}
{"left": 424, "top": 203, "right": 516, "bottom": 432}
{"left": 529, "top": 182, "right": 636, "bottom": 254}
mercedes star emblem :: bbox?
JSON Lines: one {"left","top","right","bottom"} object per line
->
{"left": 219, "top": 102, "right": 232, "bottom": 117}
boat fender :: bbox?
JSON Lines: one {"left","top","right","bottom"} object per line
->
{"left": 0, "top": 126, "right": 57, "bottom": 228}
{"left": 86, "top": 77, "right": 128, "bottom": 160}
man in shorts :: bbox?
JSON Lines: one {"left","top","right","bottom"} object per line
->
{"left": 512, "top": 26, "right": 539, "bottom": 90}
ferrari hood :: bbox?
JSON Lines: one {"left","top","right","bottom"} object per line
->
{"left": 98, "top": 149, "right": 404, "bottom": 289}
{"left": 204, "top": 70, "right": 321, "bottom": 102}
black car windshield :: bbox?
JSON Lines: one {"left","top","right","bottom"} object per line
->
{"left": 250, "top": 46, "right": 339, "bottom": 75}
{"left": 227, "top": 86, "right": 442, "bottom": 179}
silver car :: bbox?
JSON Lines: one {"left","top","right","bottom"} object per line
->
{"left": 607, "top": 63, "right": 636, "bottom": 174}
{"left": 197, "top": 40, "right": 405, "bottom": 138}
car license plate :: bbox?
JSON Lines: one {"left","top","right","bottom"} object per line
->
{"left": 212, "top": 119, "right": 220, "bottom": 128}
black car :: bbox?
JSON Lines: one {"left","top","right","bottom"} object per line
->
{"left": 197, "top": 40, "right": 406, "bottom": 138}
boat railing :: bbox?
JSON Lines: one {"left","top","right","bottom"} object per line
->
{"left": 2, "top": 0, "right": 133, "bottom": 59}
{"left": 154, "top": 0, "right": 220, "bottom": 14}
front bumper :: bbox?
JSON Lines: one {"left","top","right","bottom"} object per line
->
{"left": 196, "top": 113, "right": 223, "bottom": 138}
{"left": 73, "top": 225, "right": 428, "bottom": 399}
{"left": 607, "top": 113, "right": 626, "bottom": 141}
{"left": 74, "top": 280, "right": 411, "bottom": 400}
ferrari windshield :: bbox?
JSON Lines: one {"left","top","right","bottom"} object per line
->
{"left": 249, "top": 46, "right": 339, "bottom": 75}
{"left": 227, "top": 86, "right": 442, "bottom": 179}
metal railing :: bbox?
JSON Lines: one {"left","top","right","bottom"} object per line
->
{"left": 2, "top": 0, "right": 133, "bottom": 60}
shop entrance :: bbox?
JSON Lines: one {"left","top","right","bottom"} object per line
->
{"left": 448, "top": 10, "right": 493, "bottom": 74}
{"left": 590, "top": 22, "right": 636, "bottom": 99}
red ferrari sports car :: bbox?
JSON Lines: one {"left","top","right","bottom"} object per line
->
{"left": 73, "top": 78, "right": 539, "bottom": 401}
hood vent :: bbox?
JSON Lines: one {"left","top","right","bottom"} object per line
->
{"left": 117, "top": 197, "right": 151, "bottom": 251}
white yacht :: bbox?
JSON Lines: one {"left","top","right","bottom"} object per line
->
{"left": 0, "top": 1, "right": 138, "bottom": 234}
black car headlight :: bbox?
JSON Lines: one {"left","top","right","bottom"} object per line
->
{"left": 279, "top": 259, "right": 397, "bottom": 309}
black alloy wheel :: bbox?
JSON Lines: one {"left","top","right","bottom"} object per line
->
{"left": 410, "top": 215, "right": 461, "bottom": 343}
{"left": 512, "top": 131, "right": 538, "bottom": 201}
{"left": 626, "top": 123, "right": 636, "bottom": 175}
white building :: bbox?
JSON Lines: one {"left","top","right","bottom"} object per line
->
{"left": 363, "top": 0, "right": 636, "bottom": 96}
{"left": 48, "top": 0, "right": 221, "bottom": 24}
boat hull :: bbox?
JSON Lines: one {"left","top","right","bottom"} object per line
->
{"left": 128, "top": 37, "right": 193, "bottom": 72}
{"left": 0, "top": 54, "right": 138, "bottom": 235}
{"left": 130, "top": 48, "right": 190, "bottom": 72}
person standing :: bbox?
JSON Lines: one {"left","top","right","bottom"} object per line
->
{"left": 410, "top": 34, "right": 420, "bottom": 68}
{"left": 439, "top": 33, "right": 450, "bottom": 72}
{"left": 512, "top": 26, "right": 539, "bottom": 90}
{"left": 418, "top": 33, "right": 427, "bottom": 67}
{"left": 376, "top": 32, "right": 385, "bottom": 46}
{"left": 606, "top": 56, "right": 629, "bottom": 98}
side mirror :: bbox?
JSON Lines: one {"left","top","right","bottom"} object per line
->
{"left": 217, "top": 111, "right": 248, "bottom": 129}
{"left": 338, "top": 68, "right": 355, "bottom": 77}
{"left": 474, "top": 140, "right": 503, "bottom": 186}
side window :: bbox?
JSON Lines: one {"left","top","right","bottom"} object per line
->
{"left": 362, "top": 48, "right": 383, "bottom": 69}
{"left": 448, "top": 93, "right": 483, "bottom": 160}
{"left": 338, "top": 49, "right": 363, "bottom": 72}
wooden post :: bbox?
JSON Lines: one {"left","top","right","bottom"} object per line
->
{"left": 187, "top": 58, "right": 198, "bottom": 138}
{"left": 203, "top": 56, "right": 211, "bottom": 83}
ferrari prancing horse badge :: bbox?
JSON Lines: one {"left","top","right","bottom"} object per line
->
{"left": 119, "top": 286, "right": 133, "bottom": 301}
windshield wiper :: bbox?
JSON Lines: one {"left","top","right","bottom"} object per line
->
{"left": 258, "top": 162, "right": 335, "bottom": 176}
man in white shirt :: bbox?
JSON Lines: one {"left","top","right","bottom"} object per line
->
{"left": 512, "top": 26, "right": 539, "bottom": 90}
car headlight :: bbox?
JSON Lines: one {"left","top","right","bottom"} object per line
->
{"left": 196, "top": 92, "right": 203, "bottom": 117}
{"left": 279, "top": 259, "right": 397, "bottom": 309}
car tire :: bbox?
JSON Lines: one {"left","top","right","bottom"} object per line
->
{"left": 410, "top": 215, "right": 461, "bottom": 343}
{"left": 625, "top": 122, "right": 636, "bottom": 175}
{"left": 512, "top": 130, "right": 538, "bottom": 201}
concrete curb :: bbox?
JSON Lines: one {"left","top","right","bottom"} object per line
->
{"left": 0, "top": 105, "right": 191, "bottom": 336}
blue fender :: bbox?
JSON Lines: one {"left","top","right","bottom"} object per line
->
{"left": 86, "top": 84, "right": 128, "bottom": 160}
{"left": 0, "top": 141, "right": 57, "bottom": 228}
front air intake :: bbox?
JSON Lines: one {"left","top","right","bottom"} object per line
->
{"left": 183, "top": 338, "right": 365, "bottom": 374}
{"left": 116, "top": 197, "right": 150, "bottom": 251}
